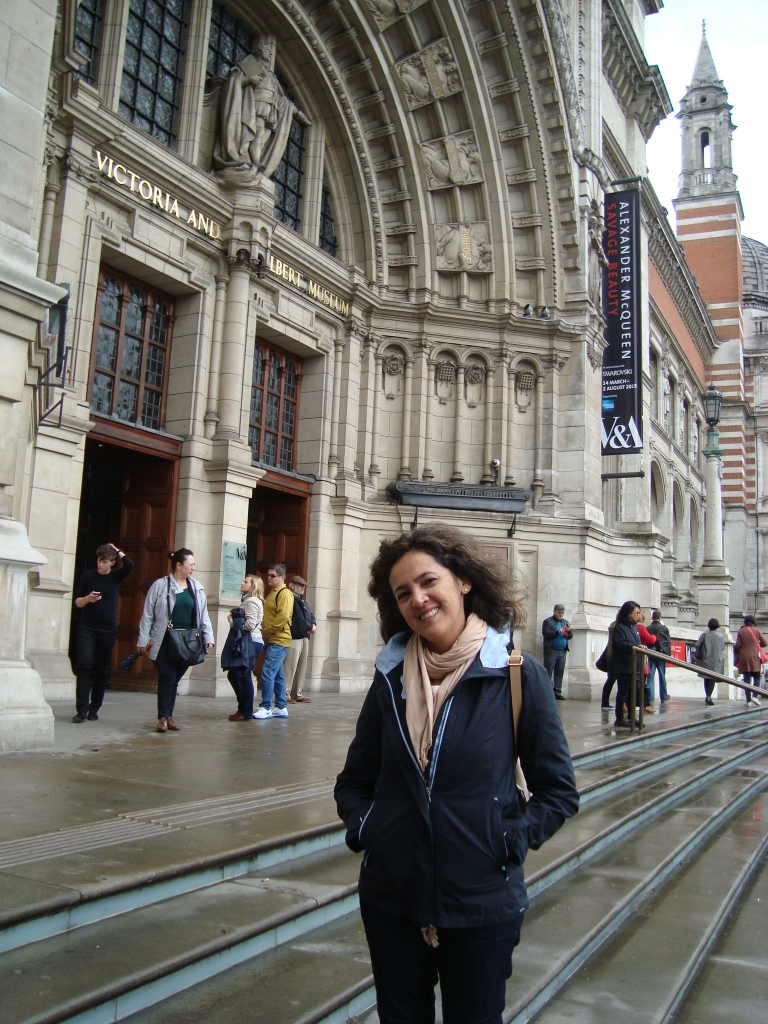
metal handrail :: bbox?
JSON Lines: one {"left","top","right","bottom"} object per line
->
{"left": 629, "top": 646, "right": 765, "bottom": 735}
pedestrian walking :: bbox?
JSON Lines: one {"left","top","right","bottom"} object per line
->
{"left": 734, "top": 615, "right": 767, "bottom": 706}
{"left": 137, "top": 549, "right": 214, "bottom": 732}
{"left": 254, "top": 563, "right": 294, "bottom": 719}
{"left": 335, "top": 525, "right": 579, "bottom": 1024}
{"left": 284, "top": 575, "right": 316, "bottom": 704}
{"left": 542, "top": 603, "right": 571, "bottom": 700}
{"left": 694, "top": 618, "right": 725, "bottom": 706}
{"left": 645, "top": 609, "right": 671, "bottom": 704}
{"left": 599, "top": 611, "right": 620, "bottom": 709}
{"left": 72, "top": 543, "right": 134, "bottom": 723}
{"left": 609, "top": 600, "right": 643, "bottom": 728}
{"left": 224, "top": 575, "right": 264, "bottom": 720}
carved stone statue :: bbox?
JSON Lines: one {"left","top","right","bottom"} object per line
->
{"left": 421, "top": 131, "right": 483, "bottom": 189}
{"left": 213, "top": 40, "right": 296, "bottom": 184}
{"left": 396, "top": 39, "right": 462, "bottom": 110}
{"left": 588, "top": 199, "right": 608, "bottom": 309}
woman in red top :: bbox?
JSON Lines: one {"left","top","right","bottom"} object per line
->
{"left": 637, "top": 611, "right": 659, "bottom": 713}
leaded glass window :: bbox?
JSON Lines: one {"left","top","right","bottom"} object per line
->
{"left": 119, "top": 0, "right": 187, "bottom": 148}
{"left": 89, "top": 269, "right": 174, "bottom": 430}
{"left": 206, "top": 2, "right": 252, "bottom": 82}
{"left": 271, "top": 118, "right": 305, "bottom": 231}
{"left": 249, "top": 342, "right": 302, "bottom": 470}
{"left": 74, "top": 0, "right": 103, "bottom": 85}
{"left": 319, "top": 184, "right": 338, "bottom": 257}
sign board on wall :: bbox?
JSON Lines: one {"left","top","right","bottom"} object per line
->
{"left": 601, "top": 188, "right": 643, "bottom": 455}
{"left": 221, "top": 542, "right": 247, "bottom": 596}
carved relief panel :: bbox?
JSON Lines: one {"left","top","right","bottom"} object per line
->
{"left": 434, "top": 222, "right": 492, "bottom": 272}
{"left": 383, "top": 351, "right": 405, "bottom": 399}
{"left": 396, "top": 40, "right": 462, "bottom": 110}
{"left": 435, "top": 360, "right": 456, "bottom": 405}
{"left": 363, "top": 0, "right": 429, "bottom": 31}
{"left": 465, "top": 363, "right": 485, "bottom": 407}
{"left": 420, "top": 132, "right": 484, "bottom": 189}
{"left": 515, "top": 370, "right": 535, "bottom": 412}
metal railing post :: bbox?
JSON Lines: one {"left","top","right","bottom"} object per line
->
{"left": 638, "top": 651, "right": 646, "bottom": 732}
{"left": 630, "top": 648, "right": 637, "bottom": 735}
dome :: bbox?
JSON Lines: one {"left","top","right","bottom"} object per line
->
{"left": 742, "top": 236, "right": 768, "bottom": 303}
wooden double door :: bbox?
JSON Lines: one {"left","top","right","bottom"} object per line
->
{"left": 247, "top": 482, "right": 309, "bottom": 581}
{"left": 73, "top": 438, "right": 179, "bottom": 691}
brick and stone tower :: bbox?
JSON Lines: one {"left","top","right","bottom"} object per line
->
{"left": 673, "top": 24, "right": 748, "bottom": 620}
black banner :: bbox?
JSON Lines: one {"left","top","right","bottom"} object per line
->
{"left": 601, "top": 189, "right": 642, "bottom": 455}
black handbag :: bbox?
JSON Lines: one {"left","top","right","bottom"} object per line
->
{"left": 165, "top": 577, "right": 206, "bottom": 667}
{"left": 595, "top": 646, "right": 610, "bottom": 673}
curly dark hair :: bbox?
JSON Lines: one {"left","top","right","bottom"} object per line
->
{"left": 368, "top": 524, "right": 526, "bottom": 643}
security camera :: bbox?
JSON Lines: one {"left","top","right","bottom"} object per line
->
{"left": 490, "top": 458, "right": 501, "bottom": 469}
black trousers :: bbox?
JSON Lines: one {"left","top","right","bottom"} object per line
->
{"left": 543, "top": 649, "right": 567, "bottom": 693}
{"left": 228, "top": 666, "right": 255, "bottom": 718}
{"left": 154, "top": 636, "right": 189, "bottom": 719}
{"left": 614, "top": 673, "right": 650, "bottom": 719}
{"left": 602, "top": 675, "right": 615, "bottom": 706}
{"left": 361, "top": 901, "right": 523, "bottom": 1024}
{"left": 76, "top": 628, "right": 116, "bottom": 716}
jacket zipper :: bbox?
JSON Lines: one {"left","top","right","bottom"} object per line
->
{"left": 385, "top": 677, "right": 428, "bottom": 795}
{"left": 426, "top": 696, "right": 453, "bottom": 799}
{"left": 358, "top": 800, "right": 375, "bottom": 844}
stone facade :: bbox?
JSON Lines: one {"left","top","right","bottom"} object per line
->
{"left": 5, "top": 0, "right": 748, "bottom": 733}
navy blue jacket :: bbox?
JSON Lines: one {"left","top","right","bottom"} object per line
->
{"left": 608, "top": 620, "right": 642, "bottom": 677}
{"left": 334, "top": 628, "right": 579, "bottom": 929}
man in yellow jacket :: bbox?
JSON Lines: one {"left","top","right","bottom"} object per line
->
{"left": 254, "top": 563, "right": 295, "bottom": 719}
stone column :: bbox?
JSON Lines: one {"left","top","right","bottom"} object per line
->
{"left": 505, "top": 366, "right": 516, "bottom": 486}
{"left": 423, "top": 358, "right": 435, "bottom": 480}
{"left": 215, "top": 252, "right": 251, "bottom": 440}
{"left": 328, "top": 339, "right": 344, "bottom": 472}
{"left": 37, "top": 166, "right": 60, "bottom": 278}
{"left": 0, "top": 518, "right": 54, "bottom": 750}
{"left": 481, "top": 364, "right": 496, "bottom": 483}
{"left": 398, "top": 356, "right": 413, "bottom": 480}
{"left": 451, "top": 364, "right": 465, "bottom": 483}
{"left": 532, "top": 372, "right": 545, "bottom": 507}
{"left": 204, "top": 274, "right": 228, "bottom": 439}
{"left": 368, "top": 352, "right": 382, "bottom": 487}
{"left": 694, "top": 427, "right": 733, "bottom": 630}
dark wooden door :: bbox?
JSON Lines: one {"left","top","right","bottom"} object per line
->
{"left": 247, "top": 488, "right": 308, "bottom": 580}
{"left": 112, "top": 457, "right": 178, "bottom": 691}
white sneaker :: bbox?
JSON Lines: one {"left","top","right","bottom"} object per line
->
{"left": 272, "top": 707, "right": 289, "bottom": 718}
{"left": 253, "top": 707, "right": 273, "bottom": 719}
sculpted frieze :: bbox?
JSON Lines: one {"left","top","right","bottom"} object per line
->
{"left": 363, "top": 0, "right": 429, "bottom": 31}
{"left": 434, "top": 222, "right": 492, "bottom": 273}
{"left": 420, "top": 131, "right": 483, "bottom": 190}
{"left": 396, "top": 39, "right": 462, "bottom": 110}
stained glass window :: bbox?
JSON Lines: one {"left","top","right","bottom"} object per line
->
{"left": 74, "top": 0, "right": 103, "bottom": 85}
{"left": 206, "top": 2, "right": 252, "bottom": 82}
{"left": 271, "top": 119, "right": 305, "bottom": 232}
{"left": 319, "top": 184, "right": 338, "bottom": 257}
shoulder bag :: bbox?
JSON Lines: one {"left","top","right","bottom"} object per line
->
{"left": 165, "top": 577, "right": 206, "bottom": 667}
{"left": 747, "top": 626, "right": 768, "bottom": 665}
{"left": 508, "top": 652, "right": 531, "bottom": 805}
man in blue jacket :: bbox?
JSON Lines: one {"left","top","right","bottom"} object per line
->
{"left": 542, "top": 604, "right": 571, "bottom": 701}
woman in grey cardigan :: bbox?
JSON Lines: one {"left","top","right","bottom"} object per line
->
{"left": 694, "top": 618, "right": 725, "bottom": 706}
{"left": 137, "top": 549, "right": 214, "bottom": 732}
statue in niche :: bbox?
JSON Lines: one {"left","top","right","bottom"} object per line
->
{"left": 588, "top": 199, "right": 608, "bottom": 309}
{"left": 396, "top": 39, "right": 462, "bottom": 110}
{"left": 421, "top": 132, "right": 483, "bottom": 189}
{"left": 213, "top": 39, "right": 296, "bottom": 185}
{"left": 662, "top": 376, "right": 671, "bottom": 431}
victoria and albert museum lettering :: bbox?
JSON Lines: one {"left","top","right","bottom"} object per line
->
{"left": 266, "top": 254, "right": 349, "bottom": 317}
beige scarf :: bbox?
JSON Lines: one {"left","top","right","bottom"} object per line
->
{"left": 403, "top": 612, "right": 488, "bottom": 772}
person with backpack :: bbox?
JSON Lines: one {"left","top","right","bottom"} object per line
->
{"left": 284, "top": 574, "right": 317, "bottom": 704}
{"left": 645, "top": 609, "right": 671, "bottom": 704}
{"left": 254, "top": 563, "right": 294, "bottom": 719}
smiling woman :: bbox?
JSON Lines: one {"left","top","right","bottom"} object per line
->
{"left": 335, "top": 525, "right": 579, "bottom": 1024}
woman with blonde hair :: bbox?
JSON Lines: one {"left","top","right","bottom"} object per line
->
{"left": 335, "top": 525, "right": 578, "bottom": 1024}
{"left": 225, "top": 574, "right": 264, "bottom": 721}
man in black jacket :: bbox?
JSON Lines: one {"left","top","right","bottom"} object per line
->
{"left": 542, "top": 604, "right": 571, "bottom": 700}
{"left": 284, "top": 575, "right": 317, "bottom": 703}
{"left": 72, "top": 543, "right": 133, "bottom": 723}
{"left": 645, "top": 609, "right": 671, "bottom": 703}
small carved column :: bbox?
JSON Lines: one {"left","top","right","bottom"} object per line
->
{"left": 204, "top": 274, "right": 228, "bottom": 439}
{"left": 368, "top": 352, "right": 383, "bottom": 485}
{"left": 328, "top": 338, "right": 344, "bottom": 471}
{"left": 505, "top": 366, "right": 516, "bottom": 486}
{"left": 215, "top": 252, "right": 251, "bottom": 440}
{"left": 37, "top": 163, "right": 60, "bottom": 278}
{"left": 532, "top": 372, "right": 545, "bottom": 507}
{"left": 398, "top": 357, "right": 414, "bottom": 480}
{"left": 481, "top": 364, "right": 496, "bottom": 484}
{"left": 452, "top": 364, "right": 466, "bottom": 483}
{"left": 423, "top": 358, "right": 436, "bottom": 480}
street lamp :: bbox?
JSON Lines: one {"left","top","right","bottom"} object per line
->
{"left": 702, "top": 383, "right": 723, "bottom": 456}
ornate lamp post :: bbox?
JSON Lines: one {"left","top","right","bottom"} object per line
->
{"left": 702, "top": 384, "right": 724, "bottom": 565}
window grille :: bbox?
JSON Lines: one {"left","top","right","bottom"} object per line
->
{"left": 89, "top": 269, "right": 174, "bottom": 431}
{"left": 206, "top": 2, "right": 252, "bottom": 82}
{"left": 272, "top": 118, "right": 305, "bottom": 231}
{"left": 319, "top": 184, "right": 338, "bottom": 257}
{"left": 249, "top": 343, "right": 301, "bottom": 471}
{"left": 119, "top": 0, "right": 188, "bottom": 148}
{"left": 517, "top": 371, "right": 535, "bottom": 391}
{"left": 74, "top": 0, "right": 103, "bottom": 85}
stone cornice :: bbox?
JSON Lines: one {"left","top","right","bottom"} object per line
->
{"left": 602, "top": 0, "right": 672, "bottom": 142}
{"left": 643, "top": 183, "right": 719, "bottom": 365}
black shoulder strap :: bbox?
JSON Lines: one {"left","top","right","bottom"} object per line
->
{"left": 166, "top": 575, "right": 173, "bottom": 628}
{"left": 188, "top": 577, "right": 198, "bottom": 628}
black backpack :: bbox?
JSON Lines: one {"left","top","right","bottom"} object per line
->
{"left": 290, "top": 595, "right": 310, "bottom": 639}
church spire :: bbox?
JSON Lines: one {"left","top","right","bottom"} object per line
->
{"left": 691, "top": 21, "right": 722, "bottom": 88}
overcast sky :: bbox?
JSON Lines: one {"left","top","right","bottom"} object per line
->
{"left": 644, "top": 0, "right": 767, "bottom": 244}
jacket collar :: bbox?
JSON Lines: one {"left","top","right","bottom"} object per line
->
{"left": 375, "top": 624, "right": 511, "bottom": 677}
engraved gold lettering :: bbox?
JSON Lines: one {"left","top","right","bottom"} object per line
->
{"left": 308, "top": 280, "right": 320, "bottom": 298}
{"left": 288, "top": 267, "right": 296, "bottom": 284}
{"left": 274, "top": 259, "right": 283, "bottom": 276}
{"left": 208, "top": 221, "right": 221, "bottom": 239}
{"left": 129, "top": 172, "right": 140, "bottom": 192}
{"left": 168, "top": 197, "right": 179, "bottom": 217}
{"left": 163, "top": 192, "right": 171, "bottom": 212}
{"left": 152, "top": 186, "right": 164, "bottom": 208}
{"left": 197, "top": 213, "right": 209, "bottom": 233}
{"left": 139, "top": 179, "right": 153, "bottom": 200}
{"left": 186, "top": 209, "right": 198, "bottom": 227}
{"left": 112, "top": 164, "right": 128, "bottom": 185}
{"left": 96, "top": 151, "right": 110, "bottom": 174}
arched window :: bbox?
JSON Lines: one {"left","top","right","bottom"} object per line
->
{"left": 701, "top": 130, "right": 712, "bottom": 169}
{"left": 649, "top": 349, "right": 658, "bottom": 421}
{"left": 319, "top": 184, "right": 338, "bottom": 257}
